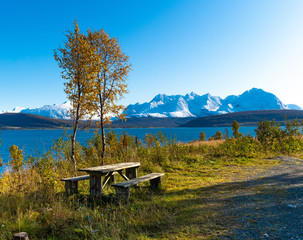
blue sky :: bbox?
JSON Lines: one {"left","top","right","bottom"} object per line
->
{"left": 1, "top": 0, "right": 303, "bottom": 110}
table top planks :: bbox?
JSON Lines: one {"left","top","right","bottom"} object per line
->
{"left": 78, "top": 162, "right": 140, "bottom": 174}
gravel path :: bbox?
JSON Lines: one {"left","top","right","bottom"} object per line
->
{"left": 222, "top": 156, "right": 303, "bottom": 240}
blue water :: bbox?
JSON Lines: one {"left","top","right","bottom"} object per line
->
{"left": 0, "top": 127, "right": 257, "bottom": 169}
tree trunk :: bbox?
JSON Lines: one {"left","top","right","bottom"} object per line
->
{"left": 71, "top": 103, "right": 80, "bottom": 171}
{"left": 71, "top": 121, "right": 78, "bottom": 171}
{"left": 99, "top": 67, "right": 107, "bottom": 163}
{"left": 100, "top": 108, "right": 105, "bottom": 163}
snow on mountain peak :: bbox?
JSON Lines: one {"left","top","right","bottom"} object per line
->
{"left": 152, "top": 94, "right": 167, "bottom": 101}
{"left": 186, "top": 92, "right": 198, "bottom": 100}
{"left": 10, "top": 106, "right": 25, "bottom": 113}
{"left": 0, "top": 106, "right": 25, "bottom": 114}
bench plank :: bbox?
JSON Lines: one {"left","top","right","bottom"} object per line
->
{"left": 61, "top": 175, "right": 90, "bottom": 182}
{"left": 112, "top": 173, "right": 164, "bottom": 188}
{"left": 112, "top": 173, "right": 164, "bottom": 200}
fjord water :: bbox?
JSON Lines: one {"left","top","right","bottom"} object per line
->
{"left": 0, "top": 127, "right": 257, "bottom": 171}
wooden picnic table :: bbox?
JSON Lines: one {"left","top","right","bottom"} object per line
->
{"left": 78, "top": 162, "right": 140, "bottom": 197}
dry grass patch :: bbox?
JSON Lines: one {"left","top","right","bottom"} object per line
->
{"left": 184, "top": 140, "right": 225, "bottom": 147}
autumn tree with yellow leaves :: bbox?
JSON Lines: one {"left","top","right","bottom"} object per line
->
{"left": 54, "top": 22, "right": 130, "bottom": 164}
{"left": 88, "top": 29, "right": 131, "bottom": 159}
{"left": 54, "top": 22, "right": 98, "bottom": 168}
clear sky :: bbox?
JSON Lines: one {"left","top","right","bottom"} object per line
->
{"left": 1, "top": 0, "right": 303, "bottom": 110}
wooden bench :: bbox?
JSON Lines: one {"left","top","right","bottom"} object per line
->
{"left": 112, "top": 173, "right": 165, "bottom": 200}
{"left": 61, "top": 175, "right": 90, "bottom": 195}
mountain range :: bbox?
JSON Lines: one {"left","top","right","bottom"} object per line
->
{"left": 1, "top": 88, "right": 301, "bottom": 119}
{"left": 124, "top": 88, "right": 301, "bottom": 118}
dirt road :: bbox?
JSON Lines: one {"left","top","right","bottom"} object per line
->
{"left": 222, "top": 156, "right": 303, "bottom": 239}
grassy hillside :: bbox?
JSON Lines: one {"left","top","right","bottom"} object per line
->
{"left": 180, "top": 110, "right": 303, "bottom": 127}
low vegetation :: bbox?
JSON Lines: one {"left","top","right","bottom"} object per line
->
{"left": 1, "top": 119, "right": 303, "bottom": 239}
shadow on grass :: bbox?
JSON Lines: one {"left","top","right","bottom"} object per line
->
{"left": 137, "top": 167, "right": 303, "bottom": 239}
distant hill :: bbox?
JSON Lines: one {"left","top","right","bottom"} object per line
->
{"left": 109, "top": 117, "right": 194, "bottom": 128}
{"left": 0, "top": 113, "right": 72, "bottom": 129}
{"left": 180, "top": 110, "right": 303, "bottom": 127}
{"left": 0, "top": 113, "right": 193, "bottom": 129}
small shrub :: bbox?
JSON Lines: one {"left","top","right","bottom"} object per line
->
{"left": 199, "top": 132, "right": 206, "bottom": 141}
{"left": 224, "top": 128, "right": 229, "bottom": 139}
{"left": 8, "top": 145, "right": 24, "bottom": 173}
{"left": 212, "top": 131, "right": 223, "bottom": 140}
{"left": 232, "top": 120, "right": 242, "bottom": 138}
{"left": 144, "top": 133, "right": 158, "bottom": 148}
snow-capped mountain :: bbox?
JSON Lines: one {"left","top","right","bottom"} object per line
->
{"left": 0, "top": 106, "right": 26, "bottom": 114}
{"left": 19, "top": 102, "right": 71, "bottom": 119}
{"left": 19, "top": 102, "right": 72, "bottom": 119}
{"left": 125, "top": 93, "right": 194, "bottom": 118}
{"left": 1, "top": 88, "right": 301, "bottom": 119}
{"left": 216, "top": 88, "right": 288, "bottom": 114}
{"left": 124, "top": 88, "right": 301, "bottom": 118}
{"left": 125, "top": 92, "right": 222, "bottom": 117}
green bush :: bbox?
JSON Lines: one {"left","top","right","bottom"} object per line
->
{"left": 212, "top": 136, "right": 262, "bottom": 159}
{"left": 255, "top": 119, "right": 303, "bottom": 154}
{"left": 232, "top": 120, "right": 242, "bottom": 138}
{"left": 212, "top": 131, "right": 223, "bottom": 140}
{"left": 255, "top": 120, "right": 283, "bottom": 151}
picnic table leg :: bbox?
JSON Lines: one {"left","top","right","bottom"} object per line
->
{"left": 107, "top": 173, "right": 116, "bottom": 185}
{"left": 65, "top": 181, "right": 78, "bottom": 195}
{"left": 150, "top": 177, "right": 162, "bottom": 191}
{"left": 114, "top": 186, "right": 130, "bottom": 200}
{"left": 102, "top": 172, "right": 115, "bottom": 190}
{"left": 89, "top": 173, "right": 103, "bottom": 197}
{"left": 126, "top": 167, "right": 137, "bottom": 179}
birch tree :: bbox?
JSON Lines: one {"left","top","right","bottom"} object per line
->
{"left": 54, "top": 22, "right": 97, "bottom": 168}
{"left": 0, "top": 138, "right": 2, "bottom": 167}
{"left": 88, "top": 29, "right": 131, "bottom": 159}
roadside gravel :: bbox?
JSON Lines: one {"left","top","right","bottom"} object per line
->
{"left": 222, "top": 156, "right": 303, "bottom": 240}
